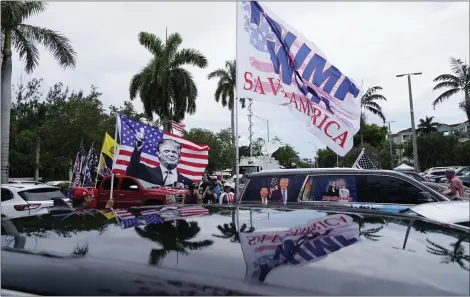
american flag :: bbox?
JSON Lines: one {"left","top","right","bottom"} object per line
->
{"left": 72, "top": 141, "right": 86, "bottom": 187}
{"left": 269, "top": 177, "right": 279, "bottom": 197}
{"left": 113, "top": 206, "right": 209, "bottom": 229}
{"left": 113, "top": 115, "right": 210, "bottom": 183}
{"left": 82, "top": 144, "right": 99, "bottom": 187}
{"left": 352, "top": 149, "right": 377, "bottom": 169}
{"left": 171, "top": 121, "right": 185, "bottom": 137}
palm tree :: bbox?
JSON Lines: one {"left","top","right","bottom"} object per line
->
{"left": 426, "top": 238, "right": 470, "bottom": 271}
{"left": 212, "top": 208, "right": 255, "bottom": 243}
{"left": 416, "top": 116, "right": 439, "bottom": 135}
{"left": 432, "top": 57, "right": 470, "bottom": 122}
{"left": 207, "top": 60, "right": 246, "bottom": 143}
{"left": 135, "top": 220, "right": 213, "bottom": 266}
{"left": 360, "top": 86, "right": 387, "bottom": 148}
{"left": 129, "top": 31, "right": 208, "bottom": 132}
{"left": 1, "top": 1, "right": 77, "bottom": 183}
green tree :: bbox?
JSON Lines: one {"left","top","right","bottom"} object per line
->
{"left": 1, "top": 1, "right": 77, "bottom": 183}
{"left": 316, "top": 148, "right": 337, "bottom": 168}
{"left": 129, "top": 31, "right": 207, "bottom": 132}
{"left": 360, "top": 86, "right": 387, "bottom": 148}
{"left": 417, "top": 116, "right": 439, "bottom": 135}
{"left": 432, "top": 57, "right": 470, "bottom": 122}
{"left": 271, "top": 144, "right": 299, "bottom": 167}
{"left": 353, "top": 123, "right": 388, "bottom": 149}
{"left": 207, "top": 60, "right": 246, "bottom": 143}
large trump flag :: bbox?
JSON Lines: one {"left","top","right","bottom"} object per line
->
{"left": 236, "top": 1, "right": 362, "bottom": 156}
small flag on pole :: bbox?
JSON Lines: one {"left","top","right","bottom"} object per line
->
{"left": 171, "top": 121, "right": 185, "bottom": 137}
{"left": 352, "top": 148, "right": 377, "bottom": 169}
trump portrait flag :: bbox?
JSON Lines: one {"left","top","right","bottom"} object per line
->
{"left": 236, "top": 1, "right": 363, "bottom": 156}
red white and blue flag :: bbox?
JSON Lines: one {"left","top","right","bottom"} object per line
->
{"left": 171, "top": 121, "right": 185, "bottom": 137}
{"left": 113, "top": 115, "right": 210, "bottom": 183}
{"left": 236, "top": 1, "right": 363, "bottom": 156}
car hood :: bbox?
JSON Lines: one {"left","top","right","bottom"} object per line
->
{"left": 1, "top": 205, "right": 469, "bottom": 295}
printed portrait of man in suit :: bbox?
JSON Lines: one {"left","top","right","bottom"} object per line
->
{"left": 260, "top": 187, "right": 269, "bottom": 205}
{"left": 270, "top": 178, "right": 289, "bottom": 205}
{"left": 126, "top": 129, "right": 193, "bottom": 187}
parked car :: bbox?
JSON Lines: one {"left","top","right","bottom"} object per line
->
{"left": 422, "top": 181, "right": 470, "bottom": 199}
{"left": 82, "top": 175, "right": 186, "bottom": 209}
{"left": 397, "top": 171, "right": 426, "bottom": 182}
{"left": 439, "top": 166, "right": 470, "bottom": 183}
{"left": 1, "top": 184, "right": 72, "bottom": 219}
{"left": 460, "top": 171, "right": 470, "bottom": 187}
{"left": 401, "top": 201, "right": 470, "bottom": 227}
{"left": 240, "top": 168, "right": 450, "bottom": 210}
{"left": 1, "top": 205, "right": 469, "bottom": 295}
{"left": 423, "top": 168, "right": 449, "bottom": 183}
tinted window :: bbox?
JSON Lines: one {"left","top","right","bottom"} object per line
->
{"left": 102, "top": 178, "right": 119, "bottom": 190}
{"left": 120, "top": 178, "right": 139, "bottom": 191}
{"left": 404, "top": 172, "right": 425, "bottom": 182}
{"left": 18, "top": 188, "right": 65, "bottom": 201}
{"left": 456, "top": 221, "right": 470, "bottom": 227}
{"left": 241, "top": 174, "right": 307, "bottom": 203}
{"left": 356, "top": 175, "right": 423, "bottom": 204}
{"left": 1, "top": 189, "right": 14, "bottom": 202}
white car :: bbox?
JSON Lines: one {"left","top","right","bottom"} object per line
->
{"left": 402, "top": 201, "right": 470, "bottom": 227}
{"left": 1, "top": 184, "right": 72, "bottom": 219}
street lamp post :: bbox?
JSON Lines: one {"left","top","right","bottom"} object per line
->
{"left": 396, "top": 72, "right": 422, "bottom": 172}
{"left": 385, "top": 120, "right": 395, "bottom": 168}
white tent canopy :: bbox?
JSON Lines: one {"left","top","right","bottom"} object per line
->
{"left": 394, "top": 163, "right": 414, "bottom": 171}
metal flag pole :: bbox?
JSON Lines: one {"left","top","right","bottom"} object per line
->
{"left": 109, "top": 114, "right": 119, "bottom": 201}
{"left": 234, "top": 1, "right": 240, "bottom": 207}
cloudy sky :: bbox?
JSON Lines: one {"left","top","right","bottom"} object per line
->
{"left": 12, "top": 1, "right": 469, "bottom": 159}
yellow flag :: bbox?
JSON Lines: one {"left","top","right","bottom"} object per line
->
{"left": 102, "top": 133, "right": 119, "bottom": 159}
{"left": 97, "top": 133, "right": 119, "bottom": 176}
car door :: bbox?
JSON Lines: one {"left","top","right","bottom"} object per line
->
{"left": 97, "top": 177, "right": 119, "bottom": 209}
{"left": 115, "top": 177, "right": 144, "bottom": 208}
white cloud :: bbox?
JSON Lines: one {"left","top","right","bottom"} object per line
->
{"left": 12, "top": 2, "right": 469, "bottom": 158}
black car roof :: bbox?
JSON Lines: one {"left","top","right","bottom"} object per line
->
{"left": 1, "top": 205, "right": 469, "bottom": 295}
{"left": 247, "top": 168, "right": 412, "bottom": 178}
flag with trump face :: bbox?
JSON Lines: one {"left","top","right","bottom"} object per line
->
{"left": 236, "top": 1, "right": 363, "bottom": 156}
{"left": 113, "top": 114, "right": 210, "bottom": 184}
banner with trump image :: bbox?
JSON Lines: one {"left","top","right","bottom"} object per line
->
{"left": 236, "top": 1, "right": 363, "bottom": 156}
{"left": 113, "top": 114, "right": 210, "bottom": 187}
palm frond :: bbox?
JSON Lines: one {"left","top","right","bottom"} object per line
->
{"left": 433, "top": 73, "right": 460, "bottom": 83}
{"left": 138, "top": 32, "right": 162, "bottom": 56}
{"left": 432, "top": 88, "right": 460, "bottom": 107}
{"left": 16, "top": 24, "right": 76, "bottom": 70}
{"left": 208, "top": 68, "right": 229, "bottom": 80}
{"left": 11, "top": 27, "right": 39, "bottom": 72}
{"left": 172, "top": 48, "right": 207, "bottom": 69}
{"left": 1, "top": 1, "right": 46, "bottom": 27}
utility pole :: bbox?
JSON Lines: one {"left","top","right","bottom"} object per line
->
{"left": 396, "top": 72, "right": 422, "bottom": 172}
{"left": 385, "top": 120, "right": 396, "bottom": 169}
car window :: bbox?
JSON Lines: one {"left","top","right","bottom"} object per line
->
{"left": 1, "top": 189, "right": 14, "bottom": 202}
{"left": 356, "top": 175, "right": 424, "bottom": 204}
{"left": 102, "top": 178, "right": 119, "bottom": 190}
{"left": 18, "top": 188, "right": 65, "bottom": 201}
{"left": 241, "top": 174, "right": 307, "bottom": 204}
{"left": 300, "top": 175, "right": 357, "bottom": 202}
{"left": 120, "top": 178, "right": 139, "bottom": 191}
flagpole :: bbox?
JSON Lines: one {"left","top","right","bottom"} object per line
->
{"left": 352, "top": 148, "right": 365, "bottom": 168}
{"left": 234, "top": 1, "right": 240, "bottom": 206}
{"left": 109, "top": 115, "right": 119, "bottom": 201}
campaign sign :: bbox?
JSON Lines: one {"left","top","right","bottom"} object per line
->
{"left": 240, "top": 214, "right": 360, "bottom": 282}
{"left": 313, "top": 176, "right": 357, "bottom": 202}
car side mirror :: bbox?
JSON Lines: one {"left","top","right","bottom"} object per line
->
{"left": 129, "top": 185, "right": 139, "bottom": 191}
{"left": 418, "top": 192, "right": 434, "bottom": 203}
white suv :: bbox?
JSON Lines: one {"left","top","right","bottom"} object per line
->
{"left": 1, "top": 184, "right": 72, "bottom": 219}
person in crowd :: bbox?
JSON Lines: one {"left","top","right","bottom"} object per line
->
{"left": 441, "top": 168, "right": 465, "bottom": 199}
{"left": 74, "top": 190, "right": 92, "bottom": 210}
{"left": 183, "top": 183, "right": 201, "bottom": 205}
{"left": 215, "top": 181, "right": 222, "bottom": 202}
{"left": 220, "top": 185, "right": 234, "bottom": 204}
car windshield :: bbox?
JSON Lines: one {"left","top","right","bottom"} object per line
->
{"left": 18, "top": 188, "right": 65, "bottom": 201}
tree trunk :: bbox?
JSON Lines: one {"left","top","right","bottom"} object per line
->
{"left": 1, "top": 30, "right": 13, "bottom": 184}
{"left": 35, "top": 132, "right": 40, "bottom": 182}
